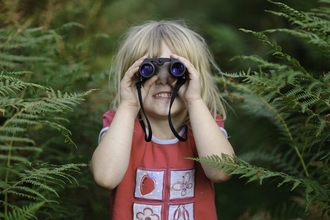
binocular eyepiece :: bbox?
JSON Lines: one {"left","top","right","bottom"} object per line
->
{"left": 139, "top": 58, "right": 186, "bottom": 79}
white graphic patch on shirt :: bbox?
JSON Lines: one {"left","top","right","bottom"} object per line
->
{"left": 169, "top": 169, "right": 195, "bottom": 200}
{"left": 135, "top": 168, "right": 165, "bottom": 200}
{"left": 134, "top": 203, "right": 162, "bottom": 220}
{"left": 168, "top": 203, "right": 194, "bottom": 220}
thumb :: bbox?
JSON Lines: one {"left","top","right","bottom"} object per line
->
{"left": 141, "top": 75, "right": 158, "bottom": 94}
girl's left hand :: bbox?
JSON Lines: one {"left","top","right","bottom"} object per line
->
{"left": 170, "top": 54, "right": 202, "bottom": 106}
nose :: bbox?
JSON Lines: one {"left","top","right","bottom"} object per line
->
{"left": 155, "top": 64, "right": 175, "bottom": 85}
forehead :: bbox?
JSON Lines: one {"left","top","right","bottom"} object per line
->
{"left": 158, "top": 41, "right": 172, "bottom": 58}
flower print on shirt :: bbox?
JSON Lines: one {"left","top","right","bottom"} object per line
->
{"left": 136, "top": 207, "right": 160, "bottom": 220}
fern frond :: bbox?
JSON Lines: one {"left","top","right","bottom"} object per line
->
{"left": 266, "top": 28, "right": 330, "bottom": 53}
{"left": 5, "top": 201, "right": 45, "bottom": 220}
{"left": 0, "top": 72, "right": 46, "bottom": 96}
{"left": 0, "top": 53, "right": 50, "bottom": 67}
{"left": 188, "top": 154, "right": 302, "bottom": 189}
{"left": 53, "top": 22, "right": 86, "bottom": 32}
{"left": 0, "top": 135, "right": 35, "bottom": 144}
{"left": 0, "top": 145, "right": 42, "bottom": 152}
{"left": 239, "top": 29, "right": 308, "bottom": 73}
{"left": 189, "top": 155, "right": 330, "bottom": 210}
{"left": 240, "top": 148, "right": 301, "bottom": 176}
{"left": 0, "top": 75, "right": 94, "bottom": 149}
{"left": 4, "top": 187, "right": 48, "bottom": 201}
{"left": 267, "top": 0, "right": 306, "bottom": 22}
{"left": 233, "top": 53, "right": 289, "bottom": 72}
{"left": 323, "top": 71, "right": 330, "bottom": 81}
{"left": 0, "top": 154, "right": 30, "bottom": 163}
{"left": 304, "top": 179, "right": 330, "bottom": 211}
{"left": 1, "top": 163, "right": 87, "bottom": 203}
{"left": 44, "top": 88, "right": 91, "bottom": 110}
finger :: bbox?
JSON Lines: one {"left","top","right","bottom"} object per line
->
{"left": 170, "top": 54, "right": 194, "bottom": 70}
{"left": 176, "top": 80, "right": 188, "bottom": 98}
{"left": 170, "top": 54, "right": 202, "bottom": 99}
{"left": 142, "top": 75, "right": 158, "bottom": 91}
{"left": 124, "top": 55, "right": 147, "bottom": 79}
{"left": 170, "top": 54, "right": 198, "bottom": 79}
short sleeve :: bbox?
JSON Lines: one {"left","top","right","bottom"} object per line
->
{"left": 102, "top": 110, "right": 116, "bottom": 128}
{"left": 215, "top": 115, "right": 224, "bottom": 128}
{"left": 215, "top": 115, "right": 228, "bottom": 139}
{"left": 98, "top": 110, "right": 116, "bottom": 143}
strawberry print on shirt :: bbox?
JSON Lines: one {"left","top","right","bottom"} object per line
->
{"left": 135, "top": 168, "right": 165, "bottom": 200}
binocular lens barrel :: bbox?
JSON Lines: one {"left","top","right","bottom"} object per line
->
{"left": 140, "top": 64, "right": 154, "bottom": 78}
{"left": 171, "top": 62, "right": 185, "bottom": 77}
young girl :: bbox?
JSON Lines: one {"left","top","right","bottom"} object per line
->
{"left": 91, "top": 20, "right": 235, "bottom": 220}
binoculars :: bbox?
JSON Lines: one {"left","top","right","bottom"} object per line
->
{"left": 139, "top": 58, "right": 186, "bottom": 79}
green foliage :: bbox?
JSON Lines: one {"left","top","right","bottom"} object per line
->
{"left": 0, "top": 22, "right": 94, "bottom": 219}
{"left": 2, "top": 0, "right": 328, "bottom": 219}
{"left": 3, "top": 201, "right": 44, "bottom": 220}
{"left": 201, "top": 0, "right": 330, "bottom": 219}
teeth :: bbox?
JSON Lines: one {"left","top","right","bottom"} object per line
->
{"left": 155, "top": 93, "right": 172, "bottom": 98}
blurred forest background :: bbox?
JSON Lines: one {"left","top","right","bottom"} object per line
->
{"left": 1, "top": 0, "right": 329, "bottom": 219}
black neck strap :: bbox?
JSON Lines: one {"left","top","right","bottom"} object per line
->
{"left": 136, "top": 78, "right": 187, "bottom": 142}
{"left": 136, "top": 81, "right": 152, "bottom": 142}
{"left": 168, "top": 78, "right": 187, "bottom": 141}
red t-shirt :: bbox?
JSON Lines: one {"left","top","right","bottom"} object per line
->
{"left": 101, "top": 110, "right": 225, "bottom": 220}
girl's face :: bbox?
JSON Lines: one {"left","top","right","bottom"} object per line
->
{"left": 142, "top": 42, "right": 187, "bottom": 123}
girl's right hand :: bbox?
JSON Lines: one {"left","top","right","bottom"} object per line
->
{"left": 119, "top": 56, "right": 158, "bottom": 111}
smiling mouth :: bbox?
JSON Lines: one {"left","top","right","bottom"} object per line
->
{"left": 154, "top": 93, "right": 172, "bottom": 98}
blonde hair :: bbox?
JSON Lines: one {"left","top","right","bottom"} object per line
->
{"left": 110, "top": 20, "right": 226, "bottom": 122}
